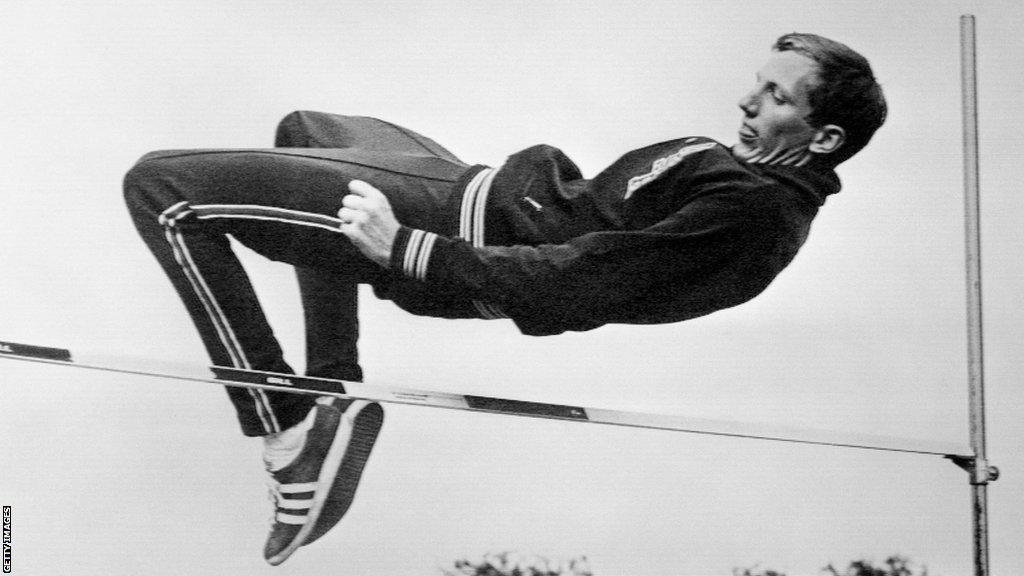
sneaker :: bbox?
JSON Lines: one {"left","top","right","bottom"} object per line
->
{"left": 263, "top": 397, "right": 384, "bottom": 565}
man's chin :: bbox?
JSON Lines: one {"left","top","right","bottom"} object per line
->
{"left": 730, "top": 144, "right": 757, "bottom": 161}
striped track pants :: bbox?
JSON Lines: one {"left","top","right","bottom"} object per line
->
{"left": 123, "top": 112, "right": 469, "bottom": 436}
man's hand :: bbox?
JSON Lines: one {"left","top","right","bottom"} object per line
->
{"left": 338, "top": 180, "right": 401, "bottom": 267}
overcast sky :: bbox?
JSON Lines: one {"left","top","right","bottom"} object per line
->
{"left": 1, "top": 1, "right": 1022, "bottom": 575}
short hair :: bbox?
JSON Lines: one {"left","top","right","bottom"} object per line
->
{"left": 773, "top": 33, "right": 887, "bottom": 166}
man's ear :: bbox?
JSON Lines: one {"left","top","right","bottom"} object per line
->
{"left": 809, "top": 124, "right": 846, "bottom": 155}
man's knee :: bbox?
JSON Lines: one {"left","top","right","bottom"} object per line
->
{"left": 122, "top": 152, "right": 180, "bottom": 215}
{"left": 274, "top": 110, "right": 367, "bottom": 148}
{"left": 274, "top": 110, "right": 317, "bottom": 147}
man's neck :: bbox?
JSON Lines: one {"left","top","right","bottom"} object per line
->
{"left": 734, "top": 144, "right": 814, "bottom": 167}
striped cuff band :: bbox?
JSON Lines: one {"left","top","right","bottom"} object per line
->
{"left": 400, "top": 229, "right": 439, "bottom": 281}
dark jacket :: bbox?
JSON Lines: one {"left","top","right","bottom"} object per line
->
{"left": 381, "top": 137, "right": 840, "bottom": 336}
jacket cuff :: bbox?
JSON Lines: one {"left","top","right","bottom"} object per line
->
{"left": 391, "top": 226, "right": 442, "bottom": 281}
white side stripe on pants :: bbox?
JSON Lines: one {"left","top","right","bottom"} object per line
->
{"left": 155, "top": 200, "right": 337, "bottom": 430}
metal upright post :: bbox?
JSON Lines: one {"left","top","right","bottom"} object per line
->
{"left": 958, "top": 14, "right": 999, "bottom": 576}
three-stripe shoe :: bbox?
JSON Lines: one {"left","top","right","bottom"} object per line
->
{"left": 262, "top": 397, "right": 384, "bottom": 565}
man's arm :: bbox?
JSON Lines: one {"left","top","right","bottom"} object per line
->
{"left": 339, "top": 180, "right": 799, "bottom": 333}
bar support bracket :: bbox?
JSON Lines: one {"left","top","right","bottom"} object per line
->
{"left": 947, "top": 455, "right": 1000, "bottom": 485}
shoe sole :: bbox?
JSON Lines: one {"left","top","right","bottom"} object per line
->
{"left": 305, "top": 400, "right": 384, "bottom": 545}
{"left": 265, "top": 400, "right": 383, "bottom": 565}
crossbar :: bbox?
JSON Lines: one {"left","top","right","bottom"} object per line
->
{"left": 0, "top": 346, "right": 971, "bottom": 458}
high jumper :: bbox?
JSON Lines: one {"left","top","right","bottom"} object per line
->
{"left": 121, "top": 32, "right": 886, "bottom": 565}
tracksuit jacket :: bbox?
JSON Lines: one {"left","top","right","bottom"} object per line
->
{"left": 381, "top": 137, "right": 841, "bottom": 336}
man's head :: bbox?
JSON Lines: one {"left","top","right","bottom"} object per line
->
{"left": 732, "top": 33, "right": 887, "bottom": 167}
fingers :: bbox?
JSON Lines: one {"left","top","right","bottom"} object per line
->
{"left": 341, "top": 193, "right": 364, "bottom": 210}
{"left": 339, "top": 181, "right": 374, "bottom": 224}
{"left": 339, "top": 179, "right": 392, "bottom": 224}
{"left": 348, "top": 179, "right": 381, "bottom": 198}
{"left": 337, "top": 206, "right": 363, "bottom": 226}
{"left": 341, "top": 180, "right": 383, "bottom": 211}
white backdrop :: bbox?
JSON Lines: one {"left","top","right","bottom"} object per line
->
{"left": 1, "top": 1, "right": 1022, "bottom": 575}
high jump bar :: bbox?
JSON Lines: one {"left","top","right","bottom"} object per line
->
{"left": 0, "top": 343, "right": 971, "bottom": 459}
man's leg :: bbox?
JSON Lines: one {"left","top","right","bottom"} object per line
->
{"left": 124, "top": 145, "right": 465, "bottom": 416}
{"left": 123, "top": 156, "right": 314, "bottom": 437}
{"left": 123, "top": 149, "right": 386, "bottom": 564}
{"left": 275, "top": 111, "right": 467, "bottom": 383}
{"left": 294, "top": 268, "right": 363, "bottom": 381}
{"left": 123, "top": 143, "right": 464, "bottom": 564}
{"left": 274, "top": 110, "right": 464, "bottom": 161}
{"left": 271, "top": 114, "right": 474, "bottom": 552}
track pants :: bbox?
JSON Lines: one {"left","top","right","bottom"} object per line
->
{"left": 123, "top": 111, "right": 471, "bottom": 436}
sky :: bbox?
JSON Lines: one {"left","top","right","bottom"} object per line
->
{"left": 1, "top": 1, "right": 1022, "bottom": 575}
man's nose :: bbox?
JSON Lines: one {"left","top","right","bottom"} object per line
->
{"left": 738, "top": 90, "right": 759, "bottom": 116}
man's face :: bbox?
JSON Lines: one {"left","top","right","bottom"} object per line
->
{"left": 732, "top": 51, "right": 822, "bottom": 163}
